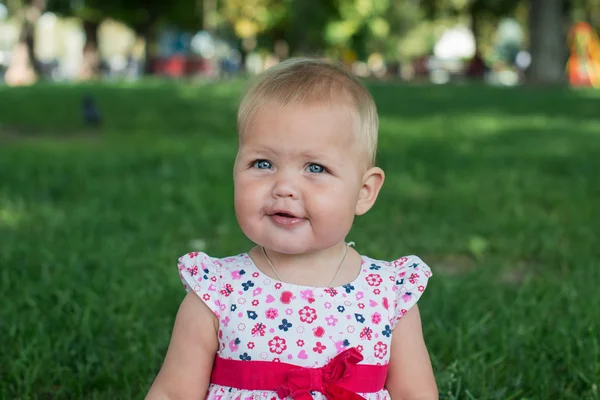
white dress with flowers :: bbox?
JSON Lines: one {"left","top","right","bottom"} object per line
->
{"left": 178, "top": 251, "right": 432, "bottom": 400}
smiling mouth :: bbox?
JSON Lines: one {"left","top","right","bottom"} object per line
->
{"left": 268, "top": 211, "right": 306, "bottom": 227}
{"left": 273, "top": 212, "right": 297, "bottom": 218}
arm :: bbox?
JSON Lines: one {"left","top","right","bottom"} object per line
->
{"left": 385, "top": 305, "right": 438, "bottom": 400}
{"left": 146, "top": 292, "right": 219, "bottom": 400}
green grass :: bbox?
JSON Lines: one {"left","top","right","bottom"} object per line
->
{"left": 1, "top": 80, "right": 599, "bottom": 399}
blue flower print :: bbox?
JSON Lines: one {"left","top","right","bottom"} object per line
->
{"left": 231, "top": 304, "right": 237, "bottom": 312}
{"left": 234, "top": 338, "right": 241, "bottom": 345}
{"left": 239, "top": 269, "right": 246, "bottom": 275}
{"left": 343, "top": 339, "right": 350, "bottom": 347}
{"left": 242, "top": 280, "right": 254, "bottom": 291}
{"left": 278, "top": 319, "right": 292, "bottom": 331}
{"left": 239, "top": 353, "right": 251, "bottom": 361}
{"left": 382, "top": 325, "right": 392, "bottom": 337}
{"left": 342, "top": 284, "right": 355, "bottom": 294}
{"left": 369, "top": 263, "right": 381, "bottom": 271}
{"left": 355, "top": 313, "right": 365, "bottom": 323}
{"left": 337, "top": 305, "right": 345, "bottom": 313}
{"left": 247, "top": 311, "right": 258, "bottom": 320}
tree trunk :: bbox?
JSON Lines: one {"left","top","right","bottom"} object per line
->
{"left": 79, "top": 20, "right": 101, "bottom": 80}
{"left": 140, "top": 23, "right": 156, "bottom": 75}
{"left": 5, "top": 0, "right": 45, "bottom": 85}
{"left": 526, "top": 0, "right": 567, "bottom": 85}
{"left": 469, "top": 1, "right": 481, "bottom": 52}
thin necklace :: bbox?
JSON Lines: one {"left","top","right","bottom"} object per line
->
{"left": 261, "top": 243, "right": 352, "bottom": 288}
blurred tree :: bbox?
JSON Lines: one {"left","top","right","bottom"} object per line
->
{"left": 13, "top": 0, "right": 46, "bottom": 76}
{"left": 419, "top": 0, "right": 521, "bottom": 50}
{"left": 49, "top": 0, "right": 202, "bottom": 74}
{"left": 526, "top": 0, "right": 566, "bottom": 84}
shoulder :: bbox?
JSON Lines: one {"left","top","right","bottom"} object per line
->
{"left": 177, "top": 251, "right": 251, "bottom": 291}
{"left": 360, "top": 254, "right": 433, "bottom": 328}
{"left": 361, "top": 254, "right": 432, "bottom": 278}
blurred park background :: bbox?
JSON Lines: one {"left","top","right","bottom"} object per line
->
{"left": 1, "top": 0, "right": 600, "bottom": 399}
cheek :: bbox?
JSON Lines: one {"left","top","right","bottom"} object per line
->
{"left": 308, "top": 184, "right": 358, "bottom": 216}
{"left": 234, "top": 178, "right": 264, "bottom": 214}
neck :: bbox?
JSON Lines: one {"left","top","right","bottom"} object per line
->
{"left": 257, "top": 242, "right": 352, "bottom": 283}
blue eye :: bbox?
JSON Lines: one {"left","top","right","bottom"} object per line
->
{"left": 253, "top": 160, "right": 272, "bottom": 169}
{"left": 307, "top": 163, "right": 325, "bottom": 173}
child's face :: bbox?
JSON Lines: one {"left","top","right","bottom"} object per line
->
{"left": 233, "top": 101, "right": 369, "bottom": 255}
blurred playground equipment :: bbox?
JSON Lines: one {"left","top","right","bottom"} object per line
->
{"left": 567, "top": 22, "right": 600, "bottom": 88}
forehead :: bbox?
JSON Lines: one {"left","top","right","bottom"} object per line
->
{"left": 240, "top": 101, "right": 358, "bottom": 155}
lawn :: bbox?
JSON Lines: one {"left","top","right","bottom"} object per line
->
{"left": 1, "top": 80, "right": 599, "bottom": 399}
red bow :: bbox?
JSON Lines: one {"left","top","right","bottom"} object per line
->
{"left": 275, "top": 347, "right": 365, "bottom": 400}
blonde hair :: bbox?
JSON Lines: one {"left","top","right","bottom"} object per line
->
{"left": 237, "top": 57, "right": 379, "bottom": 166}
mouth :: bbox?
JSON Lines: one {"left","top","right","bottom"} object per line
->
{"left": 267, "top": 210, "right": 306, "bottom": 227}
{"left": 272, "top": 211, "right": 297, "bottom": 218}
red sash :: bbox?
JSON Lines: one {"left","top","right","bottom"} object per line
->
{"left": 210, "top": 347, "right": 388, "bottom": 399}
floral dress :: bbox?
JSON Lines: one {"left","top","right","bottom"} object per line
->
{"left": 178, "top": 251, "right": 432, "bottom": 400}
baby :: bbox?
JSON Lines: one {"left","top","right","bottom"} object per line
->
{"left": 146, "top": 58, "right": 437, "bottom": 400}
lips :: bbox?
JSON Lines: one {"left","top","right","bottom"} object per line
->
{"left": 268, "top": 209, "right": 305, "bottom": 227}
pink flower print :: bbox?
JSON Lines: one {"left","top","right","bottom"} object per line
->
{"left": 297, "top": 340, "right": 305, "bottom": 347}
{"left": 299, "top": 306, "right": 317, "bottom": 323}
{"left": 286, "top": 308, "right": 293, "bottom": 316}
{"left": 358, "top": 303, "right": 365, "bottom": 309}
{"left": 324, "top": 288, "right": 337, "bottom": 297}
{"left": 268, "top": 336, "right": 287, "bottom": 354}
{"left": 273, "top": 358, "right": 281, "bottom": 362}
{"left": 347, "top": 326, "right": 355, "bottom": 334}
{"left": 402, "top": 293, "right": 412, "bottom": 303}
{"left": 418, "top": 285, "right": 425, "bottom": 293}
{"left": 252, "top": 272, "right": 259, "bottom": 278}
{"left": 237, "top": 323, "right": 246, "bottom": 331}
{"left": 188, "top": 252, "right": 199, "bottom": 258}
{"left": 409, "top": 273, "right": 420, "bottom": 284}
{"left": 371, "top": 312, "right": 382, "bottom": 325}
{"left": 252, "top": 300, "right": 259, "bottom": 306}
{"left": 275, "top": 282, "right": 282, "bottom": 289}
{"left": 324, "top": 302, "right": 332, "bottom": 309}
{"left": 356, "top": 345, "right": 364, "bottom": 353}
{"left": 221, "top": 316, "right": 231, "bottom": 327}
{"left": 231, "top": 270, "right": 243, "bottom": 280}
{"left": 211, "top": 276, "right": 217, "bottom": 282}
{"left": 393, "top": 257, "right": 408, "bottom": 267}
{"left": 266, "top": 308, "right": 278, "bottom": 319}
{"left": 313, "top": 342, "right": 327, "bottom": 354}
{"left": 374, "top": 341, "right": 388, "bottom": 359}
{"left": 251, "top": 323, "right": 266, "bottom": 337}
{"left": 366, "top": 274, "right": 383, "bottom": 286}
{"left": 202, "top": 293, "right": 210, "bottom": 301}
{"left": 300, "top": 289, "right": 314, "bottom": 301}
{"left": 373, "top": 288, "right": 381, "bottom": 295}
{"left": 186, "top": 265, "right": 198, "bottom": 276}
{"left": 360, "top": 327, "right": 373, "bottom": 340}
{"left": 224, "top": 257, "right": 237, "bottom": 263}
{"left": 325, "top": 314, "right": 338, "bottom": 326}
{"left": 400, "top": 308, "right": 407, "bottom": 316}
{"left": 247, "top": 342, "right": 255, "bottom": 349}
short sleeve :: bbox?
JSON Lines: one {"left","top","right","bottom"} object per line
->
{"left": 390, "top": 255, "right": 432, "bottom": 329}
{"left": 177, "top": 252, "right": 223, "bottom": 317}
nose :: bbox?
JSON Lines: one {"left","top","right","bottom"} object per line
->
{"left": 272, "top": 170, "right": 299, "bottom": 199}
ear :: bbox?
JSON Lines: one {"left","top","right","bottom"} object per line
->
{"left": 355, "top": 167, "right": 385, "bottom": 216}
